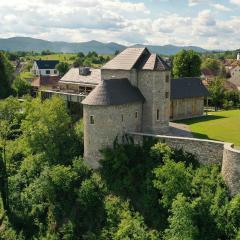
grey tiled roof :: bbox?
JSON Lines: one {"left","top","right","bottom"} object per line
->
{"left": 171, "top": 77, "right": 209, "bottom": 100}
{"left": 142, "top": 54, "right": 170, "bottom": 71}
{"left": 102, "top": 48, "right": 147, "bottom": 70}
{"left": 102, "top": 47, "right": 170, "bottom": 71}
{"left": 59, "top": 68, "right": 101, "bottom": 86}
{"left": 36, "top": 60, "right": 59, "bottom": 69}
{"left": 82, "top": 78, "right": 145, "bottom": 106}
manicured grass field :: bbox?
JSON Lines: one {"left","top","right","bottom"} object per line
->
{"left": 37, "top": 53, "right": 77, "bottom": 64}
{"left": 177, "top": 110, "right": 240, "bottom": 147}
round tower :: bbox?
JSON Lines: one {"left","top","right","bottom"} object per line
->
{"left": 82, "top": 78, "right": 144, "bottom": 169}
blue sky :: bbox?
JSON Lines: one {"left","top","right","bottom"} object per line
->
{"left": 0, "top": 0, "right": 240, "bottom": 49}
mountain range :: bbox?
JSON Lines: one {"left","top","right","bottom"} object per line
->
{"left": 0, "top": 37, "right": 209, "bottom": 55}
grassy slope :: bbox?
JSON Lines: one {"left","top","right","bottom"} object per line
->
{"left": 177, "top": 110, "right": 240, "bottom": 147}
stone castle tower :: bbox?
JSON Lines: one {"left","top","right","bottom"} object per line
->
{"left": 82, "top": 47, "right": 171, "bottom": 168}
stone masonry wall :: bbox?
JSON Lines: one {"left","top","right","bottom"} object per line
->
{"left": 84, "top": 103, "right": 143, "bottom": 169}
{"left": 129, "top": 132, "right": 240, "bottom": 195}
{"left": 138, "top": 70, "right": 170, "bottom": 134}
{"left": 101, "top": 69, "right": 138, "bottom": 86}
{"left": 130, "top": 132, "right": 224, "bottom": 164}
{"left": 222, "top": 143, "right": 240, "bottom": 196}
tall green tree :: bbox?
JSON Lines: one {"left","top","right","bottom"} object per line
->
{"left": 12, "top": 77, "right": 31, "bottom": 97}
{"left": 173, "top": 50, "right": 201, "bottom": 78}
{"left": 164, "top": 194, "right": 199, "bottom": 240}
{"left": 56, "top": 62, "right": 69, "bottom": 77}
{"left": 21, "top": 97, "right": 83, "bottom": 165}
{"left": 201, "top": 58, "right": 220, "bottom": 76}
{"left": 208, "top": 78, "right": 225, "bottom": 110}
{"left": 0, "top": 52, "right": 14, "bottom": 99}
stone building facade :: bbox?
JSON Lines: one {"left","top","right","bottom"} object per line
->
{"left": 81, "top": 47, "right": 209, "bottom": 168}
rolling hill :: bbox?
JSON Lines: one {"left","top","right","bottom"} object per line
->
{"left": 0, "top": 36, "right": 209, "bottom": 55}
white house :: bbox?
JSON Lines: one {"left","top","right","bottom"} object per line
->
{"left": 32, "top": 60, "right": 60, "bottom": 76}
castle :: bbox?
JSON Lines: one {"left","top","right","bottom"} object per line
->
{"left": 41, "top": 47, "right": 240, "bottom": 195}
{"left": 81, "top": 47, "right": 208, "bottom": 168}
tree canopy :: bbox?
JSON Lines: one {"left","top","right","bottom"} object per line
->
{"left": 173, "top": 50, "right": 202, "bottom": 78}
{"left": 0, "top": 52, "right": 14, "bottom": 99}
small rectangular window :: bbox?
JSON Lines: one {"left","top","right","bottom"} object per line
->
{"left": 54, "top": 70, "right": 57, "bottom": 74}
{"left": 46, "top": 70, "right": 50, "bottom": 74}
{"left": 121, "top": 114, "right": 124, "bottom": 122}
{"left": 165, "top": 92, "right": 169, "bottom": 98}
{"left": 90, "top": 115, "right": 94, "bottom": 124}
{"left": 157, "top": 109, "right": 160, "bottom": 121}
{"left": 135, "top": 111, "right": 138, "bottom": 119}
{"left": 166, "top": 75, "right": 169, "bottom": 83}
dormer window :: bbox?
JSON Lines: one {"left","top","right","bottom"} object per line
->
{"left": 90, "top": 115, "right": 94, "bottom": 124}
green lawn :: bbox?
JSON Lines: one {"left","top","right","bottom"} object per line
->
{"left": 177, "top": 110, "right": 240, "bottom": 147}
{"left": 20, "top": 71, "right": 34, "bottom": 79}
{"left": 38, "top": 53, "right": 77, "bottom": 64}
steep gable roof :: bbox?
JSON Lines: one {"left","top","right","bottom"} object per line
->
{"left": 102, "top": 47, "right": 148, "bottom": 70}
{"left": 142, "top": 54, "right": 170, "bottom": 71}
{"left": 102, "top": 47, "right": 170, "bottom": 71}
{"left": 82, "top": 78, "right": 145, "bottom": 106}
{"left": 171, "top": 77, "right": 209, "bottom": 100}
{"left": 35, "top": 60, "right": 59, "bottom": 69}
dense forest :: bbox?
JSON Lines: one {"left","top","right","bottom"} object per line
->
{"left": 0, "top": 96, "right": 240, "bottom": 240}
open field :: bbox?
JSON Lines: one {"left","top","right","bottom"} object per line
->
{"left": 177, "top": 110, "right": 240, "bottom": 147}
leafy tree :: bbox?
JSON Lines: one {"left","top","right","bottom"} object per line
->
{"left": 21, "top": 97, "right": 83, "bottom": 165}
{"left": 164, "top": 194, "right": 199, "bottom": 240}
{"left": 173, "top": 50, "right": 201, "bottom": 78}
{"left": 73, "top": 57, "right": 83, "bottom": 67}
{"left": 153, "top": 159, "right": 193, "bottom": 208}
{"left": 56, "top": 62, "right": 69, "bottom": 76}
{"left": 12, "top": 77, "right": 31, "bottom": 97}
{"left": 225, "top": 194, "right": 240, "bottom": 239}
{"left": 201, "top": 58, "right": 220, "bottom": 76}
{"left": 208, "top": 78, "right": 225, "bottom": 110}
{"left": 0, "top": 52, "right": 14, "bottom": 99}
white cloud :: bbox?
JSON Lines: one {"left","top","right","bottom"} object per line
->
{"left": 0, "top": 0, "right": 240, "bottom": 50}
{"left": 188, "top": 0, "right": 206, "bottom": 6}
{"left": 211, "top": 3, "right": 231, "bottom": 11}
{"left": 230, "top": 0, "right": 240, "bottom": 5}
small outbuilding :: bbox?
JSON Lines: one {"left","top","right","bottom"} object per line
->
{"left": 170, "top": 77, "right": 209, "bottom": 120}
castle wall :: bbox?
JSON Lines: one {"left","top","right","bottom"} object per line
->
{"left": 130, "top": 132, "right": 224, "bottom": 165}
{"left": 170, "top": 97, "right": 204, "bottom": 120}
{"left": 222, "top": 143, "right": 240, "bottom": 196}
{"left": 83, "top": 103, "right": 143, "bottom": 169}
{"left": 129, "top": 132, "right": 240, "bottom": 195}
{"left": 138, "top": 71, "right": 170, "bottom": 134}
{"left": 101, "top": 69, "right": 138, "bottom": 86}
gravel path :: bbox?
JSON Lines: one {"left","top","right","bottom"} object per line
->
{"left": 167, "top": 122, "right": 193, "bottom": 138}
